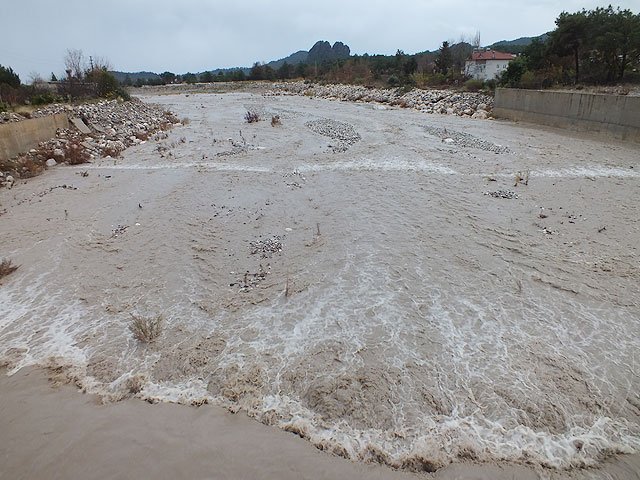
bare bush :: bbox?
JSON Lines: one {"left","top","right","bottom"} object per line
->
{"left": 126, "top": 374, "right": 146, "bottom": 394}
{"left": 514, "top": 170, "right": 530, "bottom": 186}
{"left": 271, "top": 115, "right": 281, "bottom": 126}
{"left": 19, "top": 156, "right": 44, "bottom": 178}
{"left": 135, "top": 131, "right": 149, "bottom": 141}
{"left": 0, "top": 259, "right": 19, "bottom": 279}
{"left": 245, "top": 111, "right": 259, "bottom": 123}
{"left": 129, "top": 314, "right": 163, "bottom": 343}
{"left": 64, "top": 48, "right": 86, "bottom": 79}
{"left": 65, "top": 141, "right": 90, "bottom": 165}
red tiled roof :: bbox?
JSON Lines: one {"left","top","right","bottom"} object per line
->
{"left": 470, "top": 50, "right": 516, "bottom": 61}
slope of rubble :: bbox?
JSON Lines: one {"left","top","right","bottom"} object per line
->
{"left": 267, "top": 81, "right": 494, "bottom": 118}
{"left": 1, "top": 98, "right": 179, "bottom": 187}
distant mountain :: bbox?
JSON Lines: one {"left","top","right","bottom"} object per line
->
{"left": 112, "top": 34, "right": 552, "bottom": 81}
{"left": 259, "top": 41, "right": 350, "bottom": 70}
{"left": 488, "top": 33, "right": 549, "bottom": 53}
{"left": 265, "top": 50, "right": 309, "bottom": 70}
{"left": 207, "top": 41, "right": 349, "bottom": 76}
{"left": 307, "top": 41, "right": 350, "bottom": 63}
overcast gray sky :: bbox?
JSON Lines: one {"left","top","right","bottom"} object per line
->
{"left": 3, "top": 0, "right": 638, "bottom": 81}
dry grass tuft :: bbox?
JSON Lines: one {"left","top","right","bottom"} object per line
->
{"left": 126, "top": 375, "right": 146, "bottom": 394}
{"left": 245, "top": 111, "right": 259, "bottom": 123}
{"left": 65, "top": 141, "right": 90, "bottom": 165}
{"left": 0, "top": 259, "right": 19, "bottom": 279}
{"left": 135, "top": 131, "right": 149, "bottom": 141}
{"left": 102, "top": 145, "right": 122, "bottom": 158}
{"left": 514, "top": 170, "right": 530, "bottom": 187}
{"left": 19, "top": 156, "right": 44, "bottom": 178}
{"left": 129, "top": 314, "right": 163, "bottom": 343}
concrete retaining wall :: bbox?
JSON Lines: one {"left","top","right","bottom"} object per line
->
{"left": 0, "top": 114, "right": 69, "bottom": 161}
{"left": 493, "top": 89, "right": 640, "bottom": 143}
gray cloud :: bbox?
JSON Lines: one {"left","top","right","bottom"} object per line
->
{"left": 3, "top": 0, "right": 638, "bottom": 80}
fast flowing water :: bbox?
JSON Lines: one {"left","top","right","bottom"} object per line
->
{"left": 1, "top": 92, "right": 639, "bottom": 472}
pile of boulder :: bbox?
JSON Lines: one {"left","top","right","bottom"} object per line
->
{"left": 1, "top": 99, "right": 179, "bottom": 185}
{"left": 305, "top": 119, "right": 361, "bottom": 153}
{"left": 424, "top": 126, "right": 510, "bottom": 153}
{"left": 267, "top": 81, "right": 493, "bottom": 118}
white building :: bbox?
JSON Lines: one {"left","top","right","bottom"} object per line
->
{"left": 464, "top": 50, "right": 516, "bottom": 81}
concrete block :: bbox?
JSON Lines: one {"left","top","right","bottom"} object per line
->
{"left": 0, "top": 114, "right": 69, "bottom": 161}
{"left": 70, "top": 117, "right": 91, "bottom": 134}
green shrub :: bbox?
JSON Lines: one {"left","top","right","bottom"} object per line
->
{"left": 94, "top": 70, "right": 131, "bottom": 100}
{"left": 30, "top": 92, "right": 61, "bottom": 105}
{"left": 395, "top": 84, "right": 414, "bottom": 95}
{"left": 519, "top": 71, "right": 538, "bottom": 89}
{"left": 463, "top": 79, "right": 484, "bottom": 92}
{"left": 0, "top": 65, "right": 20, "bottom": 88}
{"left": 484, "top": 79, "right": 497, "bottom": 91}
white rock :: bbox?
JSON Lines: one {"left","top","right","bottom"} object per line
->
{"left": 46, "top": 158, "right": 57, "bottom": 167}
{"left": 53, "top": 148, "right": 65, "bottom": 158}
{"left": 443, "top": 138, "right": 455, "bottom": 144}
{"left": 472, "top": 110, "right": 488, "bottom": 120}
{"left": 477, "top": 103, "right": 487, "bottom": 111}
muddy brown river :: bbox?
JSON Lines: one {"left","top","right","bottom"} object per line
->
{"left": 1, "top": 91, "right": 639, "bottom": 477}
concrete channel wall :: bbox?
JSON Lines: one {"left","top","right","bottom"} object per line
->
{"left": 493, "top": 88, "right": 640, "bottom": 143}
{"left": 0, "top": 114, "right": 69, "bottom": 161}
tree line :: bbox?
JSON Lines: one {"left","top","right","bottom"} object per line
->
{"left": 501, "top": 6, "right": 640, "bottom": 88}
{"left": 2, "top": 5, "right": 639, "bottom": 111}
{"left": 131, "top": 42, "right": 474, "bottom": 90}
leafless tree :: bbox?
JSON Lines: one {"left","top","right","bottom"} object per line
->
{"left": 28, "top": 72, "right": 46, "bottom": 86}
{"left": 91, "top": 55, "right": 112, "bottom": 72}
{"left": 472, "top": 31, "right": 482, "bottom": 49}
{"left": 64, "top": 49, "right": 86, "bottom": 79}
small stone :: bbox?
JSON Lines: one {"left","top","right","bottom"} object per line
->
{"left": 46, "top": 158, "right": 57, "bottom": 167}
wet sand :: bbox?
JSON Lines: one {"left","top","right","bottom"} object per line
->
{"left": 1, "top": 90, "right": 639, "bottom": 478}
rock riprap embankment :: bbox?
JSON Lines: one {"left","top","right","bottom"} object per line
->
{"left": 267, "top": 81, "right": 493, "bottom": 118}
{"left": 1, "top": 99, "right": 179, "bottom": 185}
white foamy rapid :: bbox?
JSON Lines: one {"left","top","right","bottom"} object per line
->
{"left": 1, "top": 92, "right": 638, "bottom": 473}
